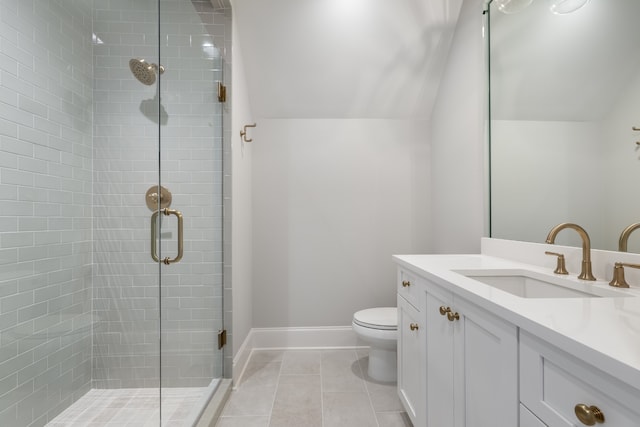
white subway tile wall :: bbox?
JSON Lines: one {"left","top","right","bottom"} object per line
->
{"left": 0, "top": 0, "right": 94, "bottom": 425}
{"left": 91, "top": 0, "right": 227, "bottom": 389}
{"left": 0, "top": 0, "right": 232, "bottom": 425}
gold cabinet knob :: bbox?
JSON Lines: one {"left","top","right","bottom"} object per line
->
{"left": 409, "top": 323, "right": 419, "bottom": 331}
{"left": 402, "top": 280, "right": 411, "bottom": 287}
{"left": 447, "top": 311, "right": 460, "bottom": 322}
{"left": 439, "top": 306, "right": 451, "bottom": 316}
{"left": 574, "top": 404, "right": 605, "bottom": 425}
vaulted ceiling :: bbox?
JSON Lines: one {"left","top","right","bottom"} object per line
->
{"left": 233, "top": 0, "right": 463, "bottom": 119}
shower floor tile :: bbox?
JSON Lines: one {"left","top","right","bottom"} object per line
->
{"left": 46, "top": 387, "right": 207, "bottom": 427}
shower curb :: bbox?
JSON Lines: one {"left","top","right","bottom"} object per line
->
{"left": 195, "top": 379, "right": 232, "bottom": 427}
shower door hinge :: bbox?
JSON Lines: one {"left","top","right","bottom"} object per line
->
{"left": 218, "top": 329, "right": 227, "bottom": 350}
{"left": 217, "top": 82, "right": 227, "bottom": 103}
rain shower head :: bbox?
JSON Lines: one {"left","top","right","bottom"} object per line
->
{"left": 129, "top": 58, "right": 165, "bottom": 85}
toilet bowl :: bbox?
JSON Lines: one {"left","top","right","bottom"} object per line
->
{"left": 352, "top": 307, "right": 397, "bottom": 382}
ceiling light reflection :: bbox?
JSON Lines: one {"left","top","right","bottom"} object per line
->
{"left": 495, "top": 0, "right": 533, "bottom": 15}
{"left": 549, "top": 0, "right": 590, "bottom": 15}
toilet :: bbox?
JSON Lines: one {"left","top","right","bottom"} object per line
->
{"left": 352, "top": 307, "right": 397, "bottom": 382}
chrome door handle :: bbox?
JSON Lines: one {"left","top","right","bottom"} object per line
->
{"left": 151, "top": 208, "right": 184, "bottom": 265}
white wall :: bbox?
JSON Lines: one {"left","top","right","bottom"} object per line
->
{"left": 233, "top": 0, "right": 470, "bottom": 330}
{"left": 230, "top": 9, "right": 254, "bottom": 359}
{"left": 430, "top": 0, "right": 487, "bottom": 254}
{"left": 252, "top": 119, "right": 430, "bottom": 327}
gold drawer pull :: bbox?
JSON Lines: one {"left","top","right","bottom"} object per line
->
{"left": 439, "top": 306, "right": 451, "bottom": 316}
{"left": 409, "top": 323, "right": 419, "bottom": 331}
{"left": 575, "top": 404, "right": 605, "bottom": 425}
{"left": 402, "top": 280, "right": 411, "bottom": 287}
{"left": 447, "top": 311, "right": 460, "bottom": 322}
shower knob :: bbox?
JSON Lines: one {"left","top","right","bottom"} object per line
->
{"left": 145, "top": 185, "right": 172, "bottom": 210}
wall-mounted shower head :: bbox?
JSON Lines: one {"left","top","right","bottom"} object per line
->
{"left": 129, "top": 58, "right": 165, "bottom": 85}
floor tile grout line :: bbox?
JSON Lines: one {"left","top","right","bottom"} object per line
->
{"left": 358, "top": 350, "right": 382, "bottom": 427}
{"left": 319, "top": 349, "right": 325, "bottom": 427}
{"left": 266, "top": 349, "right": 285, "bottom": 426}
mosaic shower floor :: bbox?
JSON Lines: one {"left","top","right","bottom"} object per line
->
{"left": 45, "top": 387, "right": 207, "bottom": 427}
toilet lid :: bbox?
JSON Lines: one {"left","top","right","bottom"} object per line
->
{"left": 353, "top": 307, "right": 397, "bottom": 330}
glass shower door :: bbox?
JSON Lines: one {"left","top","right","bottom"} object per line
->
{"left": 157, "top": 0, "right": 225, "bottom": 423}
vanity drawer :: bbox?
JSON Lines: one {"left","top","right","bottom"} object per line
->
{"left": 520, "top": 332, "right": 640, "bottom": 427}
{"left": 397, "top": 268, "right": 425, "bottom": 308}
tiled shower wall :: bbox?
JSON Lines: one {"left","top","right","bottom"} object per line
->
{"left": 92, "top": 0, "right": 230, "bottom": 388}
{"left": 0, "top": 0, "right": 94, "bottom": 425}
{"left": 0, "top": 0, "right": 231, "bottom": 423}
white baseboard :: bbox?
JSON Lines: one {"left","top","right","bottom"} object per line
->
{"left": 251, "top": 326, "right": 362, "bottom": 349}
{"left": 231, "top": 330, "right": 253, "bottom": 388}
{"left": 232, "top": 326, "right": 366, "bottom": 387}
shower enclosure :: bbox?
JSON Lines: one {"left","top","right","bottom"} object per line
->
{"left": 0, "top": 0, "right": 229, "bottom": 425}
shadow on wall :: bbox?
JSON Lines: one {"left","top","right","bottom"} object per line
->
{"left": 140, "top": 91, "right": 169, "bottom": 125}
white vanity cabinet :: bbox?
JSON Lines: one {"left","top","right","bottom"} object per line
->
{"left": 397, "top": 269, "right": 426, "bottom": 426}
{"left": 397, "top": 267, "right": 519, "bottom": 427}
{"left": 397, "top": 293, "right": 425, "bottom": 425}
{"left": 395, "top": 252, "right": 640, "bottom": 427}
{"left": 520, "top": 332, "right": 640, "bottom": 427}
{"left": 424, "top": 282, "right": 455, "bottom": 426}
{"left": 426, "top": 284, "right": 519, "bottom": 427}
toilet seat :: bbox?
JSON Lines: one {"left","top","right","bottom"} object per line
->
{"left": 353, "top": 307, "right": 397, "bottom": 331}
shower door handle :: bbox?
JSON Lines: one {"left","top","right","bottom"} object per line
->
{"left": 151, "top": 208, "right": 184, "bottom": 265}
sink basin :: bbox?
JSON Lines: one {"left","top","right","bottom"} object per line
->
{"left": 454, "top": 269, "right": 633, "bottom": 299}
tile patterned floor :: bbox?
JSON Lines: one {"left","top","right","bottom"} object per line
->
{"left": 216, "top": 349, "right": 413, "bottom": 427}
{"left": 46, "top": 387, "right": 207, "bottom": 427}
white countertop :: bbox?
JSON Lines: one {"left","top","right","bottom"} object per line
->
{"left": 393, "top": 252, "right": 640, "bottom": 391}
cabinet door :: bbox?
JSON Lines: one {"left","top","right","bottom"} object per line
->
{"left": 521, "top": 404, "right": 547, "bottom": 427}
{"left": 453, "top": 297, "right": 518, "bottom": 427}
{"left": 397, "top": 294, "right": 425, "bottom": 426}
{"left": 425, "top": 284, "right": 455, "bottom": 427}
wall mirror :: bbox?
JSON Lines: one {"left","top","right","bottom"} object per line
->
{"left": 489, "top": 0, "right": 640, "bottom": 252}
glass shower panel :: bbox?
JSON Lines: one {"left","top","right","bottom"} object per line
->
{"left": 158, "top": 0, "right": 225, "bottom": 421}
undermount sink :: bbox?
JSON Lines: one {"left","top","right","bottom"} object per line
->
{"left": 454, "top": 269, "right": 634, "bottom": 299}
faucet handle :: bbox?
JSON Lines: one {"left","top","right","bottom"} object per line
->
{"left": 545, "top": 251, "right": 569, "bottom": 275}
{"left": 609, "top": 262, "right": 640, "bottom": 288}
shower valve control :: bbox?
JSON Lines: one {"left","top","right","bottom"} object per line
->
{"left": 145, "top": 185, "right": 172, "bottom": 210}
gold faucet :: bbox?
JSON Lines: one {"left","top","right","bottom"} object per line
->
{"left": 618, "top": 222, "right": 640, "bottom": 252}
{"left": 545, "top": 223, "right": 596, "bottom": 281}
{"left": 608, "top": 262, "right": 640, "bottom": 288}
